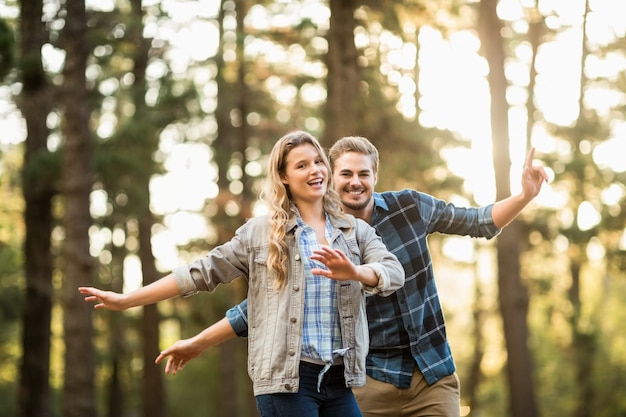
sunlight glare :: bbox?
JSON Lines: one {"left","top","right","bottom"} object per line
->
{"left": 577, "top": 201, "right": 601, "bottom": 231}
{"left": 0, "top": 88, "right": 25, "bottom": 146}
{"left": 90, "top": 189, "right": 109, "bottom": 218}
{"left": 601, "top": 183, "right": 625, "bottom": 206}
{"left": 442, "top": 237, "right": 476, "bottom": 264}
{"left": 164, "top": 211, "right": 209, "bottom": 245}
{"left": 86, "top": 0, "right": 114, "bottom": 12}
{"left": 41, "top": 43, "right": 65, "bottom": 74}
{"left": 534, "top": 35, "right": 582, "bottom": 126}
{"left": 89, "top": 226, "right": 112, "bottom": 257}
{"left": 418, "top": 26, "right": 491, "bottom": 140}
{"left": 152, "top": 229, "right": 184, "bottom": 271}
{"left": 586, "top": 236, "right": 606, "bottom": 262}
{"left": 593, "top": 136, "right": 626, "bottom": 173}
{"left": 150, "top": 143, "right": 218, "bottom": 214}
{"left": 123, "top": 255, "right": 143, "bottom": 293}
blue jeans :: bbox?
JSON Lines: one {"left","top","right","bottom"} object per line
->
{"left": 255, "top": 361, "right": 362, "bottom": 417}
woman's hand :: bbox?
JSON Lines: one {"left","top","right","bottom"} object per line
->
{"left": 310, "top": 245, "right": 378, "bottom": 287}
{"left": 310, "top": 245, "right": 358, "bottom": 281}
{"left": 78, "top": 287, "right": 129, "bottom": 311}
{"left": 78, "top": 275, "right": 180, "bottom": 310}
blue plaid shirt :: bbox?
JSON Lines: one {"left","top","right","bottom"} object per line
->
{"left": 297, "top": 216, "right": 342, "bottom": 363}
{"left": 227, "top": 189, "right": 500, "bottom": 387}
{"left": 364, "top": 190, "right": 499, "bottom": 387}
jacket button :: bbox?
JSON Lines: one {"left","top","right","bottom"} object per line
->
{"left": 294, "top": 254, "right": 301, "bottom": 261}
{"left": 293, "top": 285, "right": 300, "bottom": 291}
{"left": 290, "top": 317, "right": 297, "bottom": 323}
{"left": 288, "top": 350, "right": 295, "bottom": 356}
{"left": 284, "top": 384, "right": 292, "bottom": 390}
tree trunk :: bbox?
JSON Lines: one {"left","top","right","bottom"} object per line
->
{"left": 106, "top": 244, "right": 127, "bottom": 417}
{"left": 60, "top": 0, "right": 97, "bottom": 416}
{"left": 139, "top": 206, "right": 164, "bottom": 417}
{"left": 322, "top": 0, "right": 361, "bottom": 145}
{"left": 465, "top": 257, "right": 486, "bottom": 412}
{"left": 213, "top": 1, "right": 256, "bottom": 414}
{"left": 17, "top": 1, "right": 55, "bottom": 416}
{"left": 570, "top": 3, "right": 597, "bottom": 415}
{"left": 478, "top": 1, "right": 538, "bottom": 416}
{"left": 123, "top": 1, "right": 167, "bottom": 415}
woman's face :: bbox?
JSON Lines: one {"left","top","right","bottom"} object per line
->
{"left": 280, "top": 143, "right": 329, "bottom": 204}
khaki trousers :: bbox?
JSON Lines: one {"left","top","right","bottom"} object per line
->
{"left": 353, "top": 369, "right": 460, "bottom": 417}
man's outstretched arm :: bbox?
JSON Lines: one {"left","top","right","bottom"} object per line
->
{"left": 154, "top": 299, "right": 249, "bottom": 374}
{"left": 155, "top": 316, "right": 237, "bottom": 374}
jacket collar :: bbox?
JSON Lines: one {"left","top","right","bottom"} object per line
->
{"left": 286, "top": 204, "right": 352, "bottom": 233}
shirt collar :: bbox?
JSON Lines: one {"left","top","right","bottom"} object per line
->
{"left": 286, "top": 204, "right": 352, "bottom": 232}
{"left": 373, "top": 192, "right": 389, "bottom": 211}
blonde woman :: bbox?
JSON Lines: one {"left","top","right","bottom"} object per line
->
{"left": 79, "top": 130, "right": 404, "bottom": 417}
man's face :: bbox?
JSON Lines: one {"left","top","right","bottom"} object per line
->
{"left": 332, "top": 151, "right": 376, "bottom": 213}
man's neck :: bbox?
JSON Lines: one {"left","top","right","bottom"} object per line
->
{"left": 343, "top": 202, "right": 374, "bottom": 225}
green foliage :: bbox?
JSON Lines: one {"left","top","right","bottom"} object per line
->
{"left": 0, "top": 148, "right": 23, "bottom": 417}
{"left": 0, "top": 18, "right": 15, "bottom": 81}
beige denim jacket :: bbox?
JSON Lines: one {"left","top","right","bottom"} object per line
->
{"left": 173, "top": 213, "right": 404, "bottom": 396}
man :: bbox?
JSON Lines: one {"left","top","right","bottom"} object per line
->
{"left": 156, "top": 136, "right": 548, "bottom": 416}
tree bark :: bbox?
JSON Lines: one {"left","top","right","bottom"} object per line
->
{"left": 478, "top": 1, "right": 538, "bottom": 416}
{"left": 213, "top": 1, "right": 256, "bottom": 414}
{"left": 17, "top": 1, "right": 55, "bottom": 416}
{"left": 122, "top": 1, "right": 167, "bottom": 415}
{"left": 60, "top": 0, "right": 97, "bottom": 416}
{"left": 322, "top": 0, "right": 361, "bottom": 145}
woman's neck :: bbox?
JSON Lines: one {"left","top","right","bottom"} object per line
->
{"left": 294, "top": 199, "right": 325, "bottom": 226}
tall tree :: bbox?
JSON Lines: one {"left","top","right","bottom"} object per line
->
{"left": 123, "top": 1, "right": 167, "bottom": 416}
{"left": 211, "top": 1, "right": 256, "bottom": 414}
{"left": 477, "top": 1, "right": 538, "bottom": 416}
{"left": 16, "top": 1, "right": 56, "bottom": 416}
{"left": 60, "top": 0, "right": 97, "bottom": 415}
{"left": 323, "top": 0, "right": 361, "bottom": 144}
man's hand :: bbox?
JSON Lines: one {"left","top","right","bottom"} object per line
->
{"left": 521, "top": 147, "right": 549, "bottom": 200}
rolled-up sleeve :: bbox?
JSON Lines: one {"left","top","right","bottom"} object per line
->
{"left": 424, "top": 192, "right": 501, "bottom": 239}
{"left": 355, "top": 219, "right": 404, "bottom": 296}
{"left": 226, "top": 299, "right": 249, "bottom": 338}
{"left": 172, "top": 228, "right": 250, "bottom": 297}
{"left": 172, "top": 264, "right": 199, "bottom": 297}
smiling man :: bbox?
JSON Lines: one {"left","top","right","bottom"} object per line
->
{"left": 156, "top": 135, "right": 548, "bottom": 417}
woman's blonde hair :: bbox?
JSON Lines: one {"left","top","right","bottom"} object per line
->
{"left": 260, "top": 130, "right": 346, "bottom": 289}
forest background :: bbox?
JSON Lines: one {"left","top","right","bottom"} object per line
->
{"left": 0, "top": 0, "right": 625, "bottom": 416}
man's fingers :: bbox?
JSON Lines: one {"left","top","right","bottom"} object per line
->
{"left": 525, "top": 147, "right": 536, "bottom": 168}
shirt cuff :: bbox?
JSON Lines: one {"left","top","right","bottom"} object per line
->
{"left": 360, "top": 264, "right": 388, "bottom": 294}
{"left": 172, "top": 265, "right": 198, "bottom": 297}
{"left": 226, "top": 300, "right": 249, "bottom": 338}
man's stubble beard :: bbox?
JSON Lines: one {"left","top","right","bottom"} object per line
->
{"left": 341, "top": 195, "right": 372, "bottom": 212}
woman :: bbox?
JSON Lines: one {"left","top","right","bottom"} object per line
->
{"left": 79, "top": 130, "right": 404, "bottom": 417}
